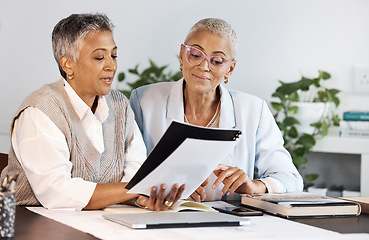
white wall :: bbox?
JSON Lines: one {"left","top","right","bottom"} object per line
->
{"left": 1, "top": 0, "right": 369, "bottom": 153}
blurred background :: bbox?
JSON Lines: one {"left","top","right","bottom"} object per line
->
{"left": 1, "top": 0, "right": 368, "bottom": 195}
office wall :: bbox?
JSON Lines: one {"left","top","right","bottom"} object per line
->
{"left": 1, "top": 0, "right": 369, "bottom": 153}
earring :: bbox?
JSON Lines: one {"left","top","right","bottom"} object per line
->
{"left": 179, "top": 64, "right": 183, "bottom": 71}
{"left": 224, "top": 77, "right": 228, "bottom": 84}
{"left": 67, "top": 74, "right": 73, "bottom": 80}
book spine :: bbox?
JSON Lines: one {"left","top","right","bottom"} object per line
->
{"left": 343, "top": 112, "right": 369, "bottom": 121}
{"left": 339, "top": 129, "right": 369, "bottom": 138}
{"left": 341, "top": 121, "right": 369, "bottom": 130}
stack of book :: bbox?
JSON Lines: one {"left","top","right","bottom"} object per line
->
{"left": 241, "top": 192, "right": 361, "bottom": 218}
{"left": 339, "top": 111, "right": 369, "bottom": 138}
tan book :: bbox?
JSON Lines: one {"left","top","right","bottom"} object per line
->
{"left": 241, "top": 192, "right": 361, "bottom": 219}
{"left": 104, "top": 200, "right": 217, "bottom": 213}
{"left": 339, "top": 197, "right": 369, "bottom": 214}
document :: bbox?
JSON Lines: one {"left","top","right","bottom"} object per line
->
{"left": 28, "top": 206, "right": 354, "bottom": 240}
{"left": 126, "top": 121, "right": 242, "bottom": 199}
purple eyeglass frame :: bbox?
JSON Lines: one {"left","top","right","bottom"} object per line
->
{"left": 182, "top": 44, "right": 234, "bottom": 73}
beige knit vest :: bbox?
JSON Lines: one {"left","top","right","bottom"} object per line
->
{"left": 2, "top": 79, "right": 134, "bottom": 206}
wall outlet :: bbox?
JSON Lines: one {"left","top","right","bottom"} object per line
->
{"left": 354, "top": 65, "right": 369, "bottom": 94}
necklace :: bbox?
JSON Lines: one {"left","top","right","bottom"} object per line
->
{"left": 184, "top": 101, "right": 221, "bottom": 128}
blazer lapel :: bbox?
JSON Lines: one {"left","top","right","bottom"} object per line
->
{"left": 219, "top": 84, "right": 236, "bottom": 129}
{"left": 166, "top": 79, "right": 185, "bottom": 122}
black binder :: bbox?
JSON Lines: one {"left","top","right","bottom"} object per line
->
{"left": 125, "top": 121, "right": 241, "bottom": 197}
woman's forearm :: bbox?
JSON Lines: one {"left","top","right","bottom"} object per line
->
{"left": 83, "top": 182, "right": 138, "bottom": 210}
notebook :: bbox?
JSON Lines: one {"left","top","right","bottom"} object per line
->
{"left": 103, "top": 211, "right": 250, "bottom": 229}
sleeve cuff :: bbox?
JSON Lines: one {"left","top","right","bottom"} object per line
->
{"left": 260, "top": 177, "right": 286, "bottom": 193}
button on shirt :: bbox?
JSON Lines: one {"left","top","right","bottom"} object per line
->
{"left": 12, "top": 80, "right": 146, "bottom": 210}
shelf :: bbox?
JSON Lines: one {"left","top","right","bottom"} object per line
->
{"left": 313, "top": 135, "right": 369, "bottom": 154}
{"left": 311, "top": 128, "right": 369, "bottom": 196}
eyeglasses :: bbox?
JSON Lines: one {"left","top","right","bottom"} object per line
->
{"left": 182, "top": 44, "right": 234, "bottom": 73}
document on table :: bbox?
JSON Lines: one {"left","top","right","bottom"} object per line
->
{"left": 125, "top": 121, "right": 242, "bottom": 199}
{"left": 27, "top": 206, "right": 369, "bottom": 240}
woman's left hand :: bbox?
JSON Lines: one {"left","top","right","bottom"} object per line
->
{"left": 136, "top": 183, "right": 185, "bottom": 211}
{"left": 187, "top": 178, "right": 209, "bottom": 202}
{"left": 212, "top": 164, "right": 266, "bottom": 196}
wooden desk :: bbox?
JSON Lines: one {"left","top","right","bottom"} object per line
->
{"left": 13, "top": 206, "right": 369, "bottom": 239}
{"left": 293, "top": 213, "right": 369, "bottom": 234}
{"left": 14, "top": 206, "right": 98, "bottom": 240}
{"left": 230, "top": 199, "right": 369, "bottom": 234}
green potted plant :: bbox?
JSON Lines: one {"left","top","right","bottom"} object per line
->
{"left": 271, "top": 70, "right": 341, "bottom": 187}
{"left": 117, "top": 59, "right": 183, "bottom": 98}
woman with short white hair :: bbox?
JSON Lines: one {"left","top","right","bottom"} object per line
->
{"left": 130, "top": 18, "right": 303, "bottom": 202}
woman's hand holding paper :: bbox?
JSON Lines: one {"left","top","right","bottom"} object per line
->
{"left": 136, "top": 183, "right": 185, "bottom": 211}
{"left": 188, "top": 178, "right": 209, "bottom": 202}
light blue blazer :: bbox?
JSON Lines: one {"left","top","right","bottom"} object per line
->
{"left": 130, "top": 79, "right": 303, "bottom": 197}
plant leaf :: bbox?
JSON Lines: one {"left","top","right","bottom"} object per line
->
{"left": 321, "top": 120, "right": 329, "bottom": 136}
{"left": 289, "top": 91, "right": 299, "bottom": 102}
{"left": 332, "top": 114, "right": 340, "bottom": 126}
{"left": 272, "top": 91, "right": 286, "bottom": 102}
{"left": 319, "top": 70, "right": 331, "bottom": 80}
{"left": 128, "top": 65, "right": 139, "bottom": 75}
{"left": 310, "top": 121, "right": 321, "bottom": 128}
{"left": 287, "top": 126, "right": 298, "bottom": 138}
{"left": 296, "top": 134, "right": 316, "bottom": 149}
{"left": 292, "top": 156, "right": 307, "bottom": 169}
{"left": 294, "top": 147, "right": 308, "bottom": 156}
{"left": 119, "top": 90, "right": 131, "bottom": 98}
{"left": 305, "top": 173, "right": 319, "bottom": 182}
{"left": 117, "top": 72, "right": 125, "bottom": 82}
{"left": 288, "top": 105, "right": 299, "bottom": 114}
{"left": 172, "top": 71, "right": 183, "bottom": 81}
{"left": 271, "top": 102, "right": 283, "bottom": 111}
{"left": 283, "top": 116, "right": 300, "bottom": 126}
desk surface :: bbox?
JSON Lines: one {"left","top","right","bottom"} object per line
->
{"left": 13, "top": 206, "right": 369, "bottom": 239}
{"left": 292, "top": 214, "right": 369, "bottom": 234}
{"left": 14, "top": 206, "right": 98, "bottom": 240}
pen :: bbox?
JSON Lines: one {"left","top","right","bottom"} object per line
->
{"left": 1, "top": 175, "right": 8, "bottom": 192}
{"left": 0, "top": 173, "right": 19, "bottom": 193}
{"left": 8, "top": 173, "right": 19, "bottom": 192}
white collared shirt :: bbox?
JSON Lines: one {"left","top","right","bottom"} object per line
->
{"left": 12, "top": 80, "right": 146, "bottom": 210}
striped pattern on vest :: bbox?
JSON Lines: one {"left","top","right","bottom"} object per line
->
{"left": 3, "top": 79, "right": 134, "bottom": 205}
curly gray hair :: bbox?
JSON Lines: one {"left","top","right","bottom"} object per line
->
{"left": 52, "top": 13, "right": 114, "bottom": 78}
{"left": 184, "top": 18, "right": 238, "bottom": 59}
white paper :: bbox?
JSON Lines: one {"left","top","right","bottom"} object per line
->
{"left": 27, "top": 206, "right": 366, "bottom": 240}
{"left": 127, "top": 138, "right": 239, "bottom": 199}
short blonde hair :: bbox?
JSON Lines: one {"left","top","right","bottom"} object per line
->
{"left": 184, "top": 18, "right": 238, "bottom": 58}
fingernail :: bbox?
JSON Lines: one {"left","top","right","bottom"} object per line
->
{"left": 227, "top": 192, "right": 231, "bottom": 196}
{"left": 212, "top": 184, "right": 216, "bottom": 189}
{"left": 220, "top": 192, "right": 224, "bottom": 196}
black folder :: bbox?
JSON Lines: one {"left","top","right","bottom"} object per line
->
{"left": 125, "top": 121, "right": 242, "bottom": 197}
